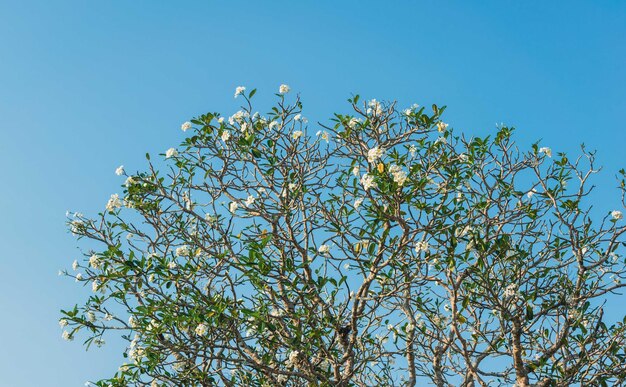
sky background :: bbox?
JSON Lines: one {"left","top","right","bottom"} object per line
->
{"left": 0, "top": 1, "right": 625, "bottom": 385}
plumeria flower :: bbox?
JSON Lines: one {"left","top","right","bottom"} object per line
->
{"left": 367, "top": 147, "right": 384, "bottom": 163}
{"left": 318, "top": 245, "right": 331, "bottom": 254}
{"left": 195, "top": 323, "right": 208, "bottom": 336}
{"left": 106, "top": 194, "right": 122, "bottom": 211}
{"left": 360, "top": 174, "right": 377, "bottom": 190}
{"left": 115, "top": 165, "right": 125, "bottom": 176}
{"left": 437, "top": 122, "right": 449, "bottom": 132}
{"left": 612, "top": 210, "right": 623, "bottom": 220}
{"left": 165, "top": 148, "right": 178, "bottom": 158}
{"left": 316, "top": 130, "right": 329, "bottom": 142}
{"left": 292, "top": 130, "right": 303, "bottom": 140}
{"left": 352, "top": 166, "right": 360, "bottom": 176}
{"left": 181, "top": 121, "right": 192, "bottom": 132}
{"left": 244, "top": 195, "right": 255, "bottom": 207}
{"left": 234, "top": 86, "right": 246, "bottom": 98}
{"left": 415, "top": 241, "right": 429, "bottom": 253}
{"left": 221, "top": 130, "right": 231, "bottom": 142}
{"left": 279, "top": 84, "right": 290, "bottom": 94}
{"left": 539, "top": 147, "right": 552, "bottom": 157}
{"left": 229, "top": 202, "right": 238, "bottom": 213}
{"left": 354, "top": 197, "right": 364, "bottom": 210}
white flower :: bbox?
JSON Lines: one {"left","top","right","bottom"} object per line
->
{"left": 228, "top": 110, "right": 248, "bottom": 125}
{"left": 59, "top": 319, "right": 68, "bottom": 328}
{"left": 415, "top": 241, "right": 429, "bottom": 253}
{"left": 360, "top": 173, "right": 377, "bottom": 191}
{"left": 176, "top": 246, "right": 189, "bottom": 256}
{"left": 279, "top": 84, "right": 290, "bottom": 94}
{"left": 87, "top": 312, "right": 96, "bottom": 322}
{"left": 104, "top": 313, "right": 114, "bottom": 321}
{"left": 234, "top": 86, "right": 246, "bottom": 98}
{"left": 405, "top": 322, "right": 415, "bottom": 332}
{"left": 106, "top": 193, "right": 122, "bottom": 211}
{"left": 348, "top": 117, "right": 361, "bottom": 129}
{"left": 387, "top": 324, "right": 394, "bottom": 331}
{"left": 125, "top": 176, "right": 136, "bottom": 186}
{"left": 128, "top": 316, "right": 139, "bottom": 328}
{"left": 343, "top": 263, "right": 350, "bottom": 270}
{"left": 527, "top": 189, "right": 537, "bottom": 199}
{"left": 409, "top": 144, "right": 417, "bottom": 157}
{"left": 62, "top": 330, "right": 73, "bottom": 341}
{"left": 367, "top": 147, "right": 384, "bottom": 163}
{"left": 92, "top": 280, "right": 100, "bottom": 292}
{"left": 352, "top": 166, "right": 360, "bottom": 176}
{"left": 195, "top": 323, "right": 208, "bottom": 336}
{"left": 287, "top": 350, "right": 300, "bottom": 367}
{"left": 436, "top": 121, "right": 449, "bottom": 132}
{"left": 72, "top": 260, "right": 78, "bottom": 270}
{"left": 288, "top": 183, "right": 297, "bottom": 191}
{"left": 165, "top": 148, "right": 178, "bottom": 158}
{"left": 389, "top": 165, "right": 407, "bottom": 186}
{"left": 316, "top": 130, "right": 329, "bottom": 142}
{"left": 181, "top": 121, "right": 192, "bottom": 132}
{"left": 269, "top": 121, "right": 279, "bottom": 130}
{"left": 539, "top": 147, "right": 552, "bottom": 157}
{"left": 612, "top": 210, "right": 623, "bottom": 220}
{"left": 229, "top": 202, "right": 239, "bottom": 213}
{"left": 504, "top": 283, "right": 518, "bottom": 298}
{"left": 221, "top": 130, "right": 231, "bottom": 142}
{"left": 292, "top": 130, "right": 303, "bottom": 140}
{"left": 244, "top": 195, "right": 256, "bottom": 207}
{"left": 435, "top": 137, "right": 447, "bottom": 145}
{"left": 218, "top": 117, "right": 225, "bottom": 124}
{"left": 367, "top": 99, "right": 383, "bottom": 115}
{"left": 115, "top": 165, "right": 125, "bottom": 176}
{"left": 168, "top": 261, "right": 177, "bottom": 269}
{"left": 294, "top": 114, "right": 308, "bottom": 124}
{"left": 75, "top": 273, "right": 83, "bottom": 281}
{"left": 318, "top": 245, "right": 331, "bottom": 254}
{"left": 354, "top": 197, "right": 364, "bottom": 210}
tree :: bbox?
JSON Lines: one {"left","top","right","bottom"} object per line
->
{"left": 61, "top": 85, "right": 626, "bottom": 386}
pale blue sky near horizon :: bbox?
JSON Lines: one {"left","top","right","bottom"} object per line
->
{"left": 0, "top": 1, "right": 625, "bottom": 385}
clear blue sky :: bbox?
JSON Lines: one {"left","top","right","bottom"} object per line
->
{"left": 0, "top": 1, "right": 625, "bottom": 385}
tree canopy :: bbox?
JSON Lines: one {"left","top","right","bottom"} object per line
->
{"left": 61, "top": 86, "right": 626, "bottom": 386}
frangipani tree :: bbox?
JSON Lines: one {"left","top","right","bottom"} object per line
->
{"left": 61, "top": 86, "right": 626, "bottom": 386}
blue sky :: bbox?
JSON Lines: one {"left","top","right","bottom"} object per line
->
{"left": 0, "top": 1, "right": 625, "bottom": 385}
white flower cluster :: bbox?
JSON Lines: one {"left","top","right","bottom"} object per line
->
{"left": 316, "top": 130, "right": 329, "bottom": 143}
{"left": 389, "top": 164, "right": 407, "bottom": 186}
{"left": 228, "top": 110, "right": 249, "bottom": 126}
{"left": 115, "top": 165, "right": 125, "bottom": 176}
{"left": 286, "top": 350, "right": 300, "bottom": 367}
{"left": 539, "top": 147, "right": 552, "bottom": 158}
{"left": 279, "top": 84, "right": 290, "bottom": 94}
{"left": 234, "top": 86, "right": 246, "bottom": 98}
{"left": 367, "top": 146, "right": 384, "bottom": 163}
{"left": 367, "top": 99, "right": 383, "bottom": 116}
{"left": 415, "top": 241, "right": 429, "bottom": 253}
{"left": 360, "top": 173, "right": 377, "bottom": 191}
{"left": 504, "top": 283, "right": 518, "bottom": 298}
{"left": 195, "top": 323, "right": 208, "bottom": 336}
{"left": 181, "top": 121, "right": 192, "bottom": 132}
{"left": 106, "top": 194, "right": 122, "bottom": 212}
{"left": 318, "top": 244, "right": 331, "bottom": 254}
{"left": 165, "top": 148, "right": 178, "bottom": 158}
{"left": 348, "top": 117, "right": 361, "bottom": 129}
{"left": 175, "top": 246, "right": 189, "bottom": 257}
